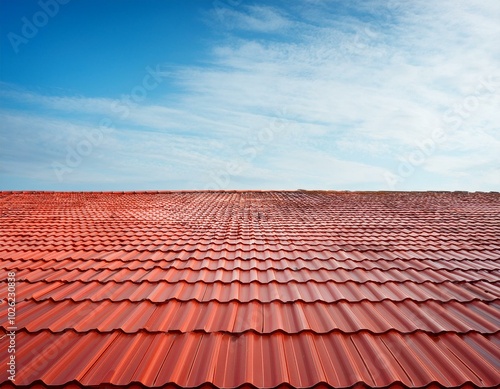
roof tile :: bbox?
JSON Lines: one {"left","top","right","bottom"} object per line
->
{"left": 0, "top": 191, "right": 499, "bottom": 388}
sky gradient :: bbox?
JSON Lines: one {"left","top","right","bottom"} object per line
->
{"left": 1, "top": 0, "right": 499, "bottom": 191}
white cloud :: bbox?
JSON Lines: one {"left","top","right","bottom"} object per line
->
{"left": 209, "top": 4, "right": 292, "bottom": 32}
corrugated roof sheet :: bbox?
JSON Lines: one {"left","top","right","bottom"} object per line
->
{"left": 0, "top": 190, "right": 499, "bottom": 388}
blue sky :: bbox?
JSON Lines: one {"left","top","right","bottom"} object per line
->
{"left": 0, "top": 0, "right": 499, "bottom": 191}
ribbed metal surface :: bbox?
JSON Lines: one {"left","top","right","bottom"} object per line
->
{"left": 0, "top": 190, "right": 499, "bottom": 388}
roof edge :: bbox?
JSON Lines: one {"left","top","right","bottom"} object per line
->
{"left": 0, "top": 190, "right": 498, "bottom": 194}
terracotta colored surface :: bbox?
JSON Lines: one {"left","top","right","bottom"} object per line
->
{"left": 0, "top": 191, "right": 499, "bottom": 388}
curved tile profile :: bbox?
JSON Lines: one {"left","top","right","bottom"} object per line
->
{"left": 2, "top": 264, "right": 499, "bottom": 284}
{"left": 2, "top": 279, "right": 499, "bottom": 304}
{"left": 1, "top": 255, "right": 499, "bottom": 273}
{"left": 0, "top": 190, "right": 499, "bottom": 389}
{"left": 11, "top": 299, "right": 500, "bottom": 335}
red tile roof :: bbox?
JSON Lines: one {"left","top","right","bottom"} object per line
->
{"left": 0, "top": 190, "right": 499, "bottom": 388}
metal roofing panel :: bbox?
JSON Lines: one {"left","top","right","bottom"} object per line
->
{"left": 0, "top": 191, "right": 499, "bottom": 388}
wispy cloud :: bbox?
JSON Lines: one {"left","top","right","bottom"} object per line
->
{"left": 1, "top": 0, "right": 499, "bottom": 190}
{"left": 207, "top": 4, "right": 292, "bottom": 32}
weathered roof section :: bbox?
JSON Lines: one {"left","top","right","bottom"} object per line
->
{"left": 0, "top": 191, "right": 499, "bottom": 388}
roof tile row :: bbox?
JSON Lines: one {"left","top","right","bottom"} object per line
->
{"left": 3, "top": 257, "right": 500, "bottom": 274}
{"left": 3, "top": 330, "right": 498, "bottom": 388}
{"left": 14, "top": 299, "right": 500, "bottom": 334}
{"left": 3, "top": 267, "right": 499, "bottom": 284}
{"left": 3, "top": 279, "right": 498, "bottom": 303}
{"left": 1, "top": 248, "right": 499, "bottom": 262}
